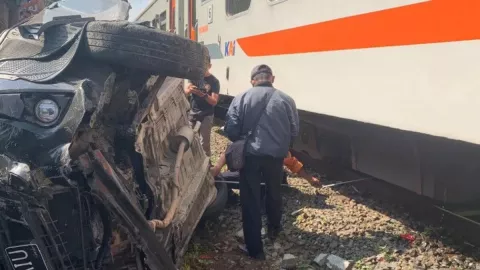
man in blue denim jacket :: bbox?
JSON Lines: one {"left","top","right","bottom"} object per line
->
{"left": 224, "top": 64, "right": 299, "bottom": 260}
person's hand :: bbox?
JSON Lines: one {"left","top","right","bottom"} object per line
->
{"left": 185, "top": 83, "right": 195, "bottom": 95}
{"left": 191, "top": 88, "right": 207, "bottom": 98}
{"left": 308, "top": 176, "right": 322, "bottom": 188}
{"left": 210, "top": 166, "right": 221, "bottom": 177}
{"left": 297, "top": 168, "right": 322, "bottom": 188}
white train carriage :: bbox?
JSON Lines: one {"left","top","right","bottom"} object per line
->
{"left": 136, "top": 0, "right": 480, "bottom": 210}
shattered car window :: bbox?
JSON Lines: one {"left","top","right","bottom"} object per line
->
{"left": 59, "top": 0, "right": 120, "bottom": 14}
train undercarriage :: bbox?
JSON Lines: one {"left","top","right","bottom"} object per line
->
{"left": 215, "top": 94, "right": 480, "bottom": 245}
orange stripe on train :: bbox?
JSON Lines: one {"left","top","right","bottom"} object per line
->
{"left": 236, "top": 0, "right": 480, "bottom": 57}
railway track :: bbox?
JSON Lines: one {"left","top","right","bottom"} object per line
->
{"left": 186, "top": 124, "right": 480, "bottom": 269}
{"left": 213, "top": 106, "right": 480, "bottom": 249}
{"left": 292, "top": 149, "right": 480, "bottom": 248}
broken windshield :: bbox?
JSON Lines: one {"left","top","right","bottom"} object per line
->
{"left": 59, "top": 0, "right": 121, "bottom": 14}
{"left": 25, "top": 0, "right": 131, "bottom": 25}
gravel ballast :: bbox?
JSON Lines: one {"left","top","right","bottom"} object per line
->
{"left": 182, "top": 126, "right": 480, "bottom": 270}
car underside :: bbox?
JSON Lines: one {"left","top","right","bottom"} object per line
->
{"left": 0, "top": 1, "right": 220, "bottom": 269}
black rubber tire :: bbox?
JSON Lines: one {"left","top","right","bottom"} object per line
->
{"left": 202, "top": 182, "right": 228, "bottom": 220}
{"left": 83, "top": 21, "right": 209, "bottom": 80}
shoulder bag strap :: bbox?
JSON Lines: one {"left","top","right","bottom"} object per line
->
{"left": 246, "top": 89, "right": 276, "bottom": 138}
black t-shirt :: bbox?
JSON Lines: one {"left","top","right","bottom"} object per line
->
{"left": 190, "top": 74, "right": 220, "bottom": 117}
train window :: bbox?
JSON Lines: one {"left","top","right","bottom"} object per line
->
{"left": 159, "top": 11, "right": 167, "bottom": 31}
{"left": 152, "top": 12, "right": 167, "bottom": 30}
{"left": 159, "top": 11, "right": 167, "bottom": 22}
{"left": 152, "top": 18, "right": 158, "bottom": 28}
{"left": 226, "top": 0, "right": 251, "bottom": 17}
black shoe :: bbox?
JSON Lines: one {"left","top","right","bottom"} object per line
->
{"left": 227, "top": 189, "right": 238, "bottom": 205}
{"left": 238, "top": 245, "right": 266, "bottom": 261}
{"left": 252, "top": 252, "right": 266, "bottom": 261}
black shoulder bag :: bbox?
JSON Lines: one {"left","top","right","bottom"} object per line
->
{"left": 225, "top": 90, "right": 276, "bottom": 170}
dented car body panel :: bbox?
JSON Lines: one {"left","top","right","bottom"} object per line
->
{"left": 0, "top": 78, "right": 85, "bottom": 166}
{"left": 134, "top": 77, "right": 215, "bottom": 261}
{"left": 0, "top": 4, "right": 215, "bottom": 267}
{"left": 0, "top": 67, "right": 216, "bottom": 269}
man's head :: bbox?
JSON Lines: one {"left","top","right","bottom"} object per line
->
{"left": 250, "top": 64, "right": 274, "bottom": 86}
{"left": 205, "top": 55, "right": 212, "bottom": 76}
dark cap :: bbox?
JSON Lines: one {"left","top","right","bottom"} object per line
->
{"left": 250, "top": 64, "right": 273, "bottom": 80}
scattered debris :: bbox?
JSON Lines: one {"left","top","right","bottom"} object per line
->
{"left": 182, "top": 126, "right": 480, "bottom": 269}
{"left": 198, "top": 254, "right": 214, "bottom": 260}
{"left": 400, "top": 233, "right": 416, "bottom": 244}
{"left": 281, "top": 254, "right": 298, "bottom": 269}
{"left": 291, "top": 208, "right": 305, "bottom": 216}
{"left": 325, "top": 255, "right": 353, "bottom": 270}
{"left": 236, "top": 229, "right": 244, "bottom": 239}
{"left": 312, "top": 253, "right": 329, "bottom": 266}
{"left": 313, "top": 254, "right": 352, "bottom": 270}
{"left": 350, "top": 186, "right": 360, "bottom": 194}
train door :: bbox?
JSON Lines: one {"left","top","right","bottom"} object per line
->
{"left": 170, "top": 0, "right": 186, "bottom": 37}
{"left": 187, "top": 0, "right": 197, "bottom": 41}
{"left": 168, "top": 0, "right": 175, "bottom": 32}
{"left": 196, "top": 0, "right": 232, "bottom": 95}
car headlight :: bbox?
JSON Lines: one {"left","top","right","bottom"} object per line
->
{"left": 35, "top": 99, "right": 59, "bottom": 124}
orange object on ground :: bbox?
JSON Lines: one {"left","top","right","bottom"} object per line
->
{"left": 283, "top": 151, "right": 303, "bottom": 174}
{"left": 400, "top": 233, "right": 416, "bottom": 243}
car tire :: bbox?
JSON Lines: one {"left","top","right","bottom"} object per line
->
{"left": 84, "top": 21, "right": 209, "bottom": 80}
{"left": 202, "top": 182, "right": 228, "bottom": 220}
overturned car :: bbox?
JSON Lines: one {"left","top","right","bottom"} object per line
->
{"left": 0, "top": 0, "right": 225, "bottom": 269}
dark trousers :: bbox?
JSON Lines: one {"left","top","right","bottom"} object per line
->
{"left": 240, "top": 155, "right": 284, "bottom": 257}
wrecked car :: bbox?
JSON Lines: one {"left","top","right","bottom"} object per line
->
{"left": 0, "top": 0, "right": 226, "bottom": 269}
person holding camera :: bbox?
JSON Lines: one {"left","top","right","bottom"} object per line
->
{"left": 185, "top": 56, "right": 220, "bottom": 157}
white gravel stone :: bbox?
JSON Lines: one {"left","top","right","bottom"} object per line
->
{"left": 312, "top": 253, "right": 329, "bottom": 266}
{"left": 281, "top": 254, "right": 298, "bottom": 269}
{"left": 190, "top": 127, "right": 480, "bottom": 270}
{"left": 326, "top": 254, "right": 353, "bottom": 270}
{"left": 313, "top": 253, "right": 352, "bottom": 270}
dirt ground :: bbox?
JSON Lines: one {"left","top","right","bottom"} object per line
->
{"left": 182, "top": 126, "right": 480, "bottom": 270}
